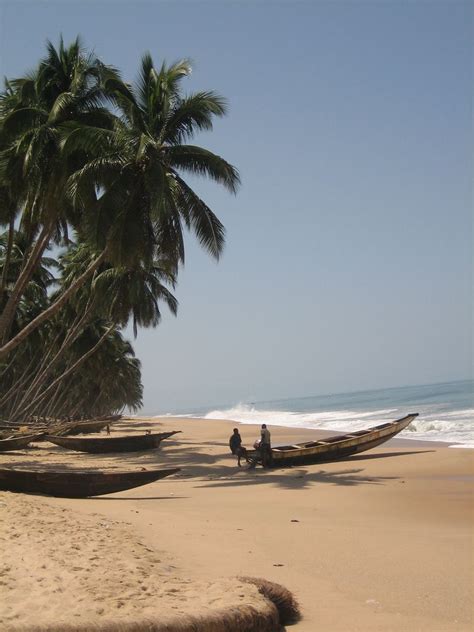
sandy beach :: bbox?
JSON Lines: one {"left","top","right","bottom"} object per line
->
{"left": 1, "top": 416, "right": 473, "bottom": 631}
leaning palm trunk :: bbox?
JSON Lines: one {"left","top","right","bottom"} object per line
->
{"left": 0, "top": 215, "right": 15, "bottom": 295}
{"left": 0, "top": 352, "right": 19, "bottom": 380}
{"left": 12, "top": 299, "right": 95, "bottom": 416}
{"left": 0, "top": 324, "right": 67, "bottom": 417}
{"left": 12, "top": 323, "right": 115, "bottom": 421}
{"left": 0, "top": 223, "right": 54, "bottom": 343}
{"left": 43, "top": 376, "right": 73, "bottom": 420}
{"left": 43, "top": 378, "right": 71, "bottom": 419}
{"left": 0, "top": 249, "right": 107, "bottom": 360}
{"left": 9, "top": 330, "right": 65, "bottom": 413}
{"left": 0, "top": 351, "right": 40, "bottom": 413}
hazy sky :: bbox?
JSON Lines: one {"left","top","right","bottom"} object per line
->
{"left": 0, "top": 1, "right": 471, "bottom": 412}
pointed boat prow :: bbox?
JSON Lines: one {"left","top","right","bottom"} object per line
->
{"left": 247, "top": 413, "right": 419, "bottom": 467}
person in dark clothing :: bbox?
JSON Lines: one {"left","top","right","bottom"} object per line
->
{"left": 260, "top": 423, "right": 272, "bottom": 467}
{"left": 229, "top": 428, "right": 248, "bottom": 467}
{"left": 229, "top": 428, "right": 242, "bottom": 453}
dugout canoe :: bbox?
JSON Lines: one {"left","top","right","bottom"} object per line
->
{"left": 50, "top": 420, "right": 114, "bottom": 436}
{"left": 247, "top": 414, "right": 418, "bottom": 467}
{"left": 0, "top": 421, "right": 21, "bottom": 431}
{"left": 0, "top": 434, "right": 44, "bottom": 452}
{"left": 45, "top": 430, "right": 182, "bottom": 453}
{"left": 0, "top": 466, "right": 180, "bottom": 497}
{"left": 65, "top": 415, "right": 122, "bottom": 435}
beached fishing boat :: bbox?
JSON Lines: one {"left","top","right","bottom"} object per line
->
{"left": 247, "top": 414, "right": 418, "bottom": 467}
{"left": 0, "top": 434, "right": 44, "bottom": 452}
{"left": 45, "top": 430, "right": 182, "bottom": 453}
{"left": 0, "top": 420, "right": 20, "bottom": 431}
{"left": 0, "top": 466, "right": 180, "bottom": 497}
{"left": 0, "top": 416, "right": 120, "bottom": 435}
{"left": 50, "top": 420, "right": 115, "bottom": 436}
{"left": 65, "top": 415, "right": 123, "bottom": 435}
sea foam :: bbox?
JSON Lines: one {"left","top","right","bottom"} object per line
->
{"left": 201, "top": 404, "right": 474, "bottom": 448}
{"left": 154, "top": 381, "right": 474, "bottom": 448}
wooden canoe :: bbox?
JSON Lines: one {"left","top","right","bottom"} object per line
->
{"left": 0, "top": 434, "right": 44, "bottom": 452}
{"left": 45, "top": 430, "right": 182, "bottom": 453}
{"left": 0, "top": 415, "right": 122, "bottom": 435}
{"left": 247, "top": 414, "right": 418, "bottom": 467}
{"left": 0, "top": 466, "right": 180, "bottom": 498}
{"left": 0, "top": 421, "right": 21, "bottom": 431}
{"left": 50, "top": 420, "right": 113, "bottom": 436}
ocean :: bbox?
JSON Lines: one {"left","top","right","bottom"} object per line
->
{"left": 164, "top": 380, "right": 473, "bottom": 448}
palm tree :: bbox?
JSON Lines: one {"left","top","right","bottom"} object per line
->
{"left": 53, "top": 327, "right": 143, "bottom": 418}
{"left": 71, "top": 54, "right": 240, "bottom": 265}
{"left": 0, "top": 230, "right": 57, "bottom": 418}
{"left": 0, "top": 36, "right": 113, "bottom": 345}
{"left": 5, "top": 239, "right": 178, "bottom": 420}
{"left": 0, "top": 82, "right": 25, "bottom": 297}
{"left": 0, "top": 48, "right": 239, "bottom": 361}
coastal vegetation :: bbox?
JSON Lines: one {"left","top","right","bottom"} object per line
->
{"left": 0, "top": 37, "right": 239, "bottom": 422}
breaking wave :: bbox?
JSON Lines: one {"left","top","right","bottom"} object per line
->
{"left": 201, "top": 404, "right": 473, "bottom": 448}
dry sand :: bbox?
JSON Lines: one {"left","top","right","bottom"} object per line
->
{"left": 1, "top": 416, "right": 473, "bottom": 631}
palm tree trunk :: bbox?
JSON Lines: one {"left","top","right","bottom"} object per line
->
{"left": 13, "top": 328, "right": 65, "bottom": 408}
{"left": 0, "top": 215, "right": 15, "bottom": 294}
{"left": 0, "top": 249, "right": 107, "bottom": 360}
{"left": 0, "top": 325, "right": 65, "bottom": 416}
{"left": 43, "top": 381, "right": 66, "bottom": 419}
{"left": 12, "top": 300, "right": 95, "bottom": 415}
{"left": 46, "top": 377, "right": 73, "bottom": 419}
{"left": 0, "top": 350, "right": 41, "bottom": 411}
{"left": 0, "top": 353, "right": 18, "bottom": 380}
{"left": 13, "top": 323, "right": 115, "bottom": 420}
{"left": 0, "top": 223, "right": 54, "bottom": 343}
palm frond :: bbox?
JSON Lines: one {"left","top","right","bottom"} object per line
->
{"left": 162, "top": 91, "right": 227, "bottom": 143}
{"left": 166, "top": 145, "right": 240, "bottom": 194}
{"left": 172, "top": 173, "right": 226, "bottom": 260}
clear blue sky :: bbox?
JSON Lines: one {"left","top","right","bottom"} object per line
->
{"left": 0, "top": 1, "right": 471, "bottom": 412}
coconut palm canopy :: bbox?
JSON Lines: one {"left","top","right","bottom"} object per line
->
{"left": 0, "top": 37, "right": 239, "bottom": 421}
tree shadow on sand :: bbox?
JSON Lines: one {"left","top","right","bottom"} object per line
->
{"left": 1, "top": 438, "right": 434, "bottom": 495}
{"left": 194, "top": 467, "right": 399, "bottom": 490}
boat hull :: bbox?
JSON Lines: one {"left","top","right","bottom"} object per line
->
{"left": 58, "top": 421, "right": 114, "bottom": 435}
{"left": 0, "top": 467, "right": 180, "bottom": 497}
{"left": 247, "top": 414, "right": 418, "bottom": 467}
{"left": 45, "top": 430, "right": 181, "bottom": 453}
{"left": 0, "top": 434, "right": 44, "bottom": 452}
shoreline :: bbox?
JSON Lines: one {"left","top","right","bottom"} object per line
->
{"left": 140, "top": 414, "right": 466, "bottom": 449}
{"left": 1, "top": 415, "right": 473, "bottom": 631}
{"left": 139, "top": 413, "right": 472, "bottom": 449}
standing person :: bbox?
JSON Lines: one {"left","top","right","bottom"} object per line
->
{"left": 229, "top": 428, "right": 248, "bottom": 467}
{"left": 260, "top": 423, "right": 272, "bottom": 467}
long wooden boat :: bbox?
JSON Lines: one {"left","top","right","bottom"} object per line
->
{"left": 0, "top": 466, "right": 180, "bottom": 498}
{"left": 247, "top": 414, "right": 418, "bottom": 467}
{"left": 0, "top": 434, "right": 44, "bottom": 452}
{"left": 45, "top": 430, "right": 182, "bottom": 453}
{"left": 50, "top": 420, "right": 114, "bottom": 436}
{"left": 66, "top": 415, "right": 122, "bottom": 435}
{"left": 0, "top": 420, "right": 20, "bottom": 431}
